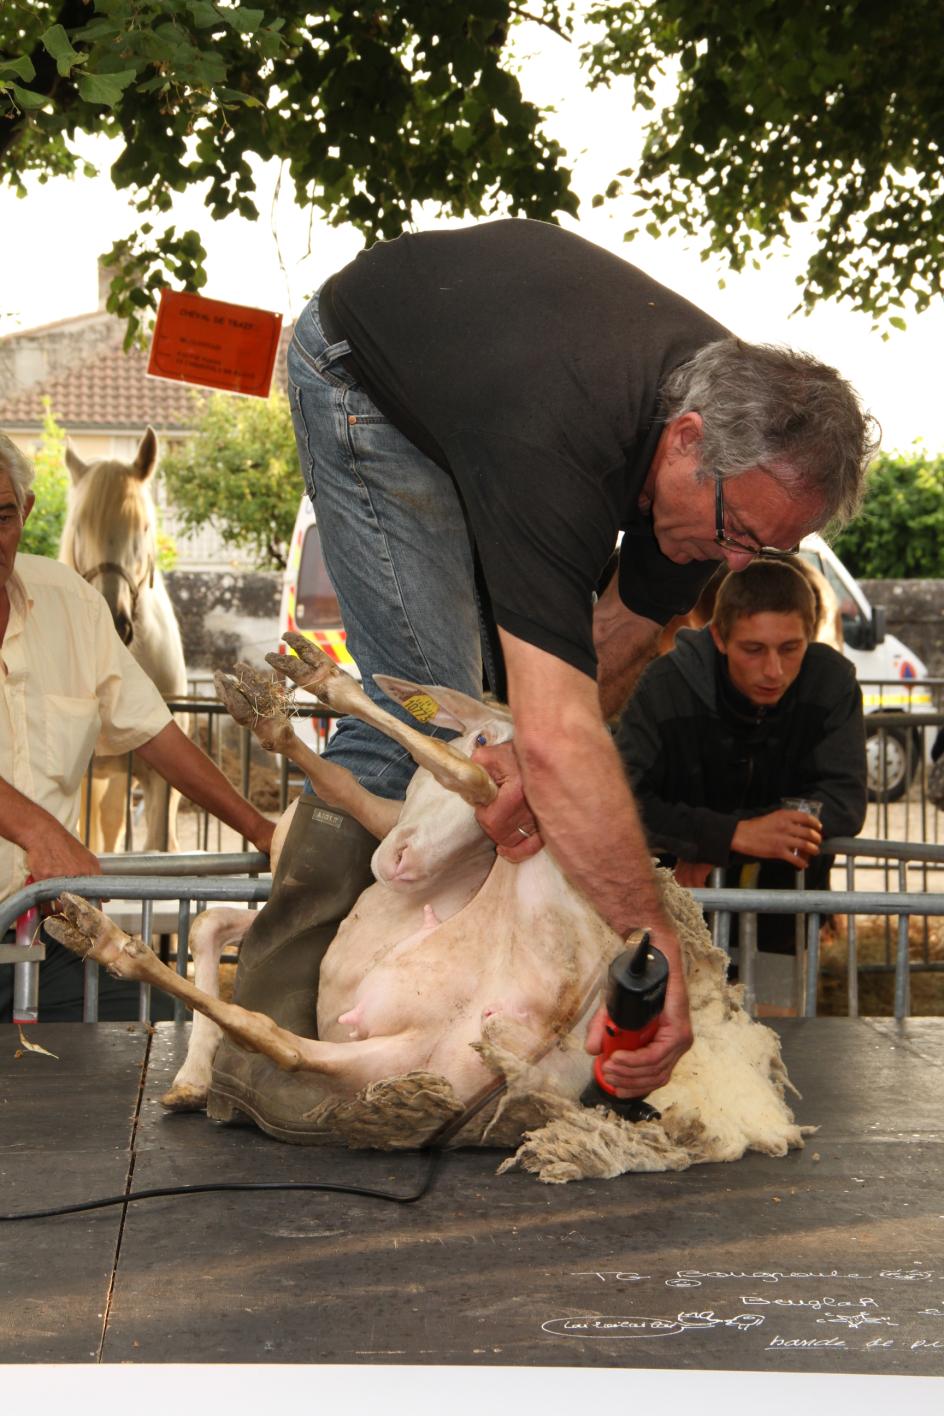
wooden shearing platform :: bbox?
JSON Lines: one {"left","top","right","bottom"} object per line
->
{"left": 1, "top": 1018, "right": 943, "bottom": 1377}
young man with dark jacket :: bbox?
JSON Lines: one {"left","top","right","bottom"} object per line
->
{"left": 615, "top": 558, "right": 867, "bottom": 952}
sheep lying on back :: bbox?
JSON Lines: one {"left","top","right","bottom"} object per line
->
{"left": 48, "top": 638, "right": 812, "bottom": 1184}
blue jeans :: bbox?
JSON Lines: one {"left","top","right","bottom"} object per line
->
{"left": 288, "top": 291, "right": 483, "bottom": 799}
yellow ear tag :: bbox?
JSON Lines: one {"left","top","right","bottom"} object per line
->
{"left": 401, "top": 692, "right": 440, "bottom": 723}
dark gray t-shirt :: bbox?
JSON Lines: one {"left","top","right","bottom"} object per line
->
{"left": 323, "top": 219, "right": 729, "bottom": 679}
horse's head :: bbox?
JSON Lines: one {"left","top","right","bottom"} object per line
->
{"left": 62, "top": 428, "right": 159, "bottom": 646}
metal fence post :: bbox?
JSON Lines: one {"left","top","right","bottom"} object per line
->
{"left": 803, "top": 912, "right": 822, "bottom": 1018}
{"left": 894, "top": 911, "right": 911, "bottom": 1020}
{"left": 138, "top": 896, "right": 154, "bottom": 1023}
{"left": 793, "top": 865, "right": 807, "bottom": 1016}
{"left": 739, "top": 912, "right": 757, "bottom": 1017}
{"left": 174, "top": 897, "right": 191, "bottom": 1023}
{"left": 82, "top": 893, "right": 100, "bottom": 1024}
{"left": 845, "top": 855, "right": 859, "bottom": 1018}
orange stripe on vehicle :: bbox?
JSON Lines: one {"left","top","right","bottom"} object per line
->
{"left": 288, "top": 628, "right": 354, "bottom": 667}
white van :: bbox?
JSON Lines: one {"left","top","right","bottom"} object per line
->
{"left": 797, "top": 533, "right": 931, "bottom": 800}
{"left": 280, "top": 498, "right": 930, "bottom": 799}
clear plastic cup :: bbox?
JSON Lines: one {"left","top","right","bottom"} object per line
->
{"left": 781, "top": 798, "right": 822, "bottom": 867}
{"left": 780, "top": 797, "right": 822, "bottom": 819}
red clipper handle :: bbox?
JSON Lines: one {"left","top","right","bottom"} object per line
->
{"left": 592, "top": 1014, "right": 660, "bottom": 1096}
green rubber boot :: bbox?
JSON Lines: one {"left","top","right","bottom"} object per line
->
{"left": 206, "top": 791, "right": 377, "bottom": 1142}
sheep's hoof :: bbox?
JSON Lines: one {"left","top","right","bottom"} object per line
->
{"left": 160, "top": 1082, "right": 208, "bottom": 1112}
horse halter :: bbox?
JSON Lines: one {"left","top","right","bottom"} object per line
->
{"left": 76, "top": 553, "right": 155, "bottom": 622}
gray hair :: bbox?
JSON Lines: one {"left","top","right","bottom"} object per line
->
{"left": 0, "top": 432, "right": 35, "bottom": 514}
{"left": 660, "top": 339, "right": 880, "bottom": 527}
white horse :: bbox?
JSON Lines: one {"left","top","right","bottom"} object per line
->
{"left": 60, "top": 428, "right": 188, "bottom": 852}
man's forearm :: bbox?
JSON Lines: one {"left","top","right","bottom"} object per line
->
{"left": 515, "top": 717, "right": 672, "bottom": 941}
{"left": 806, "top": 692, "right": 868, "bottom": 839}
{"left": 496, "top": 628, "right": 693, "bottom": 1088}
{"left": 0, "top": 775, "right": 102, "bottom": 882}
{"left": 0, "top": 777, "right": 59, "bottom": 854}
{"left": 136, "top": 723, "right": 269, "bottom": 842}
{"left": 632, "top": 787, "right": 741, "bottom": 867}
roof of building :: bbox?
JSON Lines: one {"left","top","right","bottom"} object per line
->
{"left": 0, "top": 342, "right": 207, "bottom": 432}
{"left": 0, "top": 317, "right": 292, "bottom": 434}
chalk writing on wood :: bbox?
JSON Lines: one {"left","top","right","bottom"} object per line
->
{"left": 544, "top": 1267, "right": 944, "bottom": 1357}
{"left": 571, "top": 1267, "right": 936, "bottom": 1287}
{"left": 541, "top": 1312, "right": 764, "bottom": 1340}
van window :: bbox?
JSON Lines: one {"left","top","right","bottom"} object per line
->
{"left": 295, "top": 524, "right": 341, "bottom": 628}
{"left": 798, "top": 548, "right": 863, "bottom": 633}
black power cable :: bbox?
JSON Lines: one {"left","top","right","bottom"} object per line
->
{"left": 3, "top": 948, "right": 598, "bottom": 1223}
{"left": 0, "top": 1147, "right": 442, "bottom": 1221}
{"left": 0, "top": 1019, "right": 522, "bottom": 1223}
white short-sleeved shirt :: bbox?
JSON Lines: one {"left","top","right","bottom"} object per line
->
{"left": 0, "top": 554, "right": 173, "bottom": 901}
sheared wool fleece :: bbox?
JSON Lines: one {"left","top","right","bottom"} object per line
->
{"left": 298, "top": 870, "right": 813, "bottom": 1183}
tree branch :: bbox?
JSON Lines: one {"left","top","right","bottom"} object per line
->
{"left": 0, "top": 0, "right": 91, "bottom": 161}
{"left": 507, "top": 5, "right": 572, "bottom": 42}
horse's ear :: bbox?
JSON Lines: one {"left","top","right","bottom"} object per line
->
{"left": 132, "top": 427, "right": 158, "bottom": 481}
{"left": 65, "top": 444, "right": 88, "bottom": 485}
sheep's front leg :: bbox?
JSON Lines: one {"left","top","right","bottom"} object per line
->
{"left": 214, "top": 667, "right": 400, "bottom": 840}
{"left": 160, "top": 907, "right": 255, "bottom": 1112}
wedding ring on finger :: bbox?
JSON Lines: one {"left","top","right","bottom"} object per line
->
{"left": 515, "top": 824, "right": 533, "bottom": 839}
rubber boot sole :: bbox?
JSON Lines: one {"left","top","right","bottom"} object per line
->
{"left": 206, "top": 1053, "right": 338, "bottom": 1145}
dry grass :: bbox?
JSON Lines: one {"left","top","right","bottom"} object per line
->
{"left": 817, "top": 915, "right": 944, "bottom": 1016}
{"left": 176, "top": 752, "right": 298, "bottom": 813}
{"left": 185, "top": 710, "right": 308, "bottom": 814}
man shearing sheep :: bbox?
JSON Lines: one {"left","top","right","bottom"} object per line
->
{"left": 212, "top": 220, "right": 876, "bottom": 1136}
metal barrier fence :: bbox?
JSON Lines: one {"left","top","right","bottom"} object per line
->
{"left": 691, "top": 885, "right": 941, "bottom": 1022}
{"left": 863, "top": 710, "right": 944, "bottom": 851}
{"left": 695, "top": 834, "right": 944, "bottom": 1021}
{"left": 828, "top": 835, "right": 944, "bottom": 975}
{"left": 856, "top": 672, "right": 942, "bottom": 847}
{"left": 4, "top": 843, "right": 942, "bottom": 1027}
{"left": 0, "top": 854, "right": 269, "bottom": 1026}
{"left": 80, "top": 683, "right": 944, "bottom": 856}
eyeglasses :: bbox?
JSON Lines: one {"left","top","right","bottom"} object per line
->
{"left": 714, "top": 478, "right": 784, "bottom": 560}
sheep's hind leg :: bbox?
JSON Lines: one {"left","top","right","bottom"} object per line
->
{"left": 47, "top": 894, "right": 385, "bottom": 1083}
{"left": 48, "top": 895, "right": 313, "bottom": 1074}
{"left": 160, "top": 906, "right": 255, "bottom": 1112}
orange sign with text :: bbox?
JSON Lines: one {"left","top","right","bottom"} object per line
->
{"left": 147, "top": 290, "right": 283, "bottom": 398}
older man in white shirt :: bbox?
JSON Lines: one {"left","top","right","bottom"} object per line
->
{"left": 0, "top": 432, "right": 274, "bottom": 1020}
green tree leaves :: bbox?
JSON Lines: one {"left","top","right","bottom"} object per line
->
{"left": 101, "top": 226, "right": 209, "bottom": 349}
{"left": 19, "top": 400, "right": 69, "bottom": 559}
{"left": 0, "top": 2, "right": 576, "bottom": 328}
{"left": 583, "top": 1, "right": 944, "bottom": 323}
{"left": 160, "top": 390, "right": 300, "bottom": 569}
{"left": 2, "top": 3, "right": 940, "bottom": 327}
{"left": 75, "top": 69, "right": 136, "bottom": 105}
{"left": 831, "top": 452, "right": 944, "bottom": 578}
{"left": 41, "top": 24, "right": 84, "bottom": 76}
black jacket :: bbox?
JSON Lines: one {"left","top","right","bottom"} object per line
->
{"left": 616, "top": 627, "right": 867, "bottom": 870}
